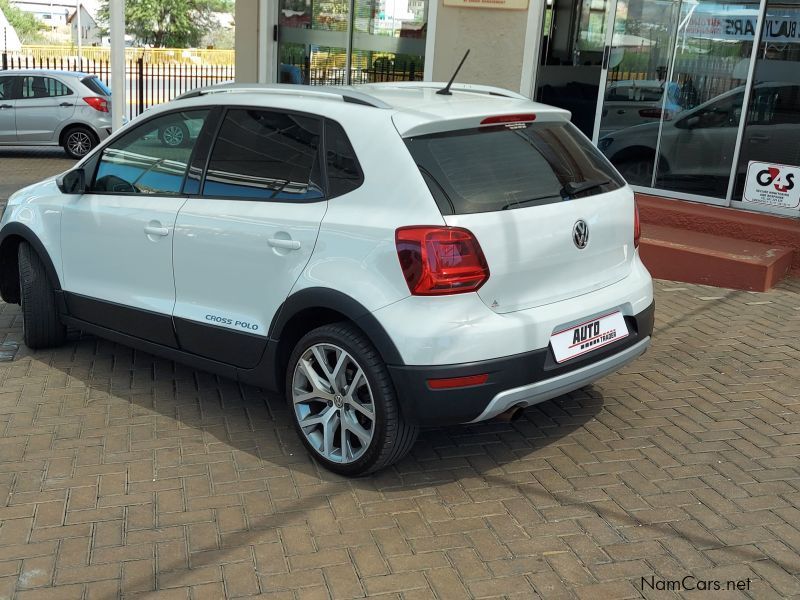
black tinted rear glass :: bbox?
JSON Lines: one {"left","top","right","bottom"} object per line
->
{"left": 82, "top": 76, "right": 111, "bottom": 96}
{"left": 405, "top": 121, "right": 625, "bottom": 215}
{"left": 325, "top": 120, "right": 363, "bottom": 198}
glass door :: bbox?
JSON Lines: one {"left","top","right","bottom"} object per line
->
{"left": 592, "top": 0, "right": 683, "bottom": 185}
{"left": 535, "top": 0, "right": 616, "bottom": 138}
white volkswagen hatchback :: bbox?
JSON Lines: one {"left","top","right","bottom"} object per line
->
{"left": 0, "top": 82, "right": 654, "bottom": 475}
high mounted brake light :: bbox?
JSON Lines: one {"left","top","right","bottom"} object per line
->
{"left": 395, "top": 226, "right": 490, "bottom": 296}
{"left": 480, "top": 114, "right": 536, "bottom": 126}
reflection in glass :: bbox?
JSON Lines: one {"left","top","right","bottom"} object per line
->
{"left": 278, "top": 0, "right": 426, "bottom": 85}
{"left": 653, "top": 0, "right": 759, "bottom": 197}
{"left": 594, "top": 0, "right": 681, "bottom": 186}
{"left": 536, "top": 0, "right": 613, "bottom": 137}
{"left": 733, "top": 0, "right": 800, "bottom": 202}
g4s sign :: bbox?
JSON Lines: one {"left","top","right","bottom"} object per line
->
{"left": 744, "top": 161, "right": 800, "bottom": 209}
{"left": 756, "top": 166, "right": 794, "bottom": 192}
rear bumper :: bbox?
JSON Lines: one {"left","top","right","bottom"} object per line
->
{"left": 387, "top": 300, "right": 654, "bottom": 426}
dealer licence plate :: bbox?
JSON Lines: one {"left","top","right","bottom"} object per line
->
{"left": 550, "top": 311, "right": 629, "bottom": 363}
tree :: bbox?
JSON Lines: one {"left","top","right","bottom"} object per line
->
{"left": 98, "top": 0, "right": 232, "bottom": 48}
{"left": 0, "top": 0, "right": 45, "bottom": 44}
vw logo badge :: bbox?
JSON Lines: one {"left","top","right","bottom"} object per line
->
{"left": 573, "top": 220, "right": 589, "bottom": 249}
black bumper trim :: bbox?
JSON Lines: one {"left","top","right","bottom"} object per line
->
{"left": 388, "top": 301, "right": 655, "bottom": 426}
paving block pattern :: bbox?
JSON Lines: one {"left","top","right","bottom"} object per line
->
{"left": 0, "top": 279, "right": 797, "bottom": 599}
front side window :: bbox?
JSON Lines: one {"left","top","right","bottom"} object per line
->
{"left": 204, "top": 109, "right": 323, "bottom": 201}
{"left": 91, "top": 110, "right": 210, "bottom": 195}
{"left": 20, "top": 76, "right": 72, "bottom": 99}
{"left": 0, "top": 77, "right": 16, "bottom": 100}
{"left": 406, "top": 121, "right": 625, "bottom": 215}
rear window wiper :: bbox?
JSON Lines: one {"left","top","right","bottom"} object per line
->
{"left": 500, "top": 194, "right": 560, "bottom": 210}
{"left": 560, "top": 179, "right": 610, "bottom": 198}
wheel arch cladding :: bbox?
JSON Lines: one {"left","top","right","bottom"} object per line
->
{"left": 269, "top": 287, "right": 405, "bottom": 391}
{"left": 0, "top": 224, "right": 62, "bottom": 305}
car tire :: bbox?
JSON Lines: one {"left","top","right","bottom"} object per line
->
{"left": 616, "top": 156, "right": 657, "bottom": 187}
{"left": 286, "top": 322, "right": 418, "bottom": 476}
{"left": 62, "top": 126, "right": 98, "bottom": 159}
{"left": 159, "top": 122, "right": 190, "bottom": 147}
{"left": 18, "top": 242, "right": 66, "bottom": 349}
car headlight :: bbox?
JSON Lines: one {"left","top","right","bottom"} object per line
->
{"left": 597, "top": 137, "right": 614, "bottom": 153}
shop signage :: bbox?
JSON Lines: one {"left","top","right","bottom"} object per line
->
{"left": 443, "top": 0, "right": 529, "bottom": 9}
{"left": 743, "top": 161, "right": 800, "bottom": 209}
{"left": 685, "top": 13, "right": 800, "bottom": 42}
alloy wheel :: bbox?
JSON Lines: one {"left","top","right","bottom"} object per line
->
{"left": 291, "top": 343, "right": 376, "bottom": 464}
{"left": 67, "top": 131, "right": 92, "bottom": 157}
{"left": 162, "top": 125, "right": 185, "bottom": 146}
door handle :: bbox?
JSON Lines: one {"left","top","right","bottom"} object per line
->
{"left": 749, "top": 135, "right": 770, "bottom": 143}
{"left": 0, "top": 104, "right": 11, "bottom": 109}
{"left": 59, "top": 102, "right": 74, "bottom": 107}
{"left": 144, "top": 225, "right": 170, "bottom": 237}
{"left": 268, "top": 238, "right": 301, "bottom": 250}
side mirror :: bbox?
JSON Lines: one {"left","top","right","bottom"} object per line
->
{"left": 56, "top": 169, "right": 86, "bottom": 194}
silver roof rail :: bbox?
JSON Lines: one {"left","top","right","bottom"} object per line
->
{"left": 176, "top": 83, "right": 392, "bottom": 109}
{"left": 363, "top": 81, "right": 530, "bottom": 101}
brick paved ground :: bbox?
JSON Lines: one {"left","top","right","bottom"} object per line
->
{"left": 0, "top": 148, "right": 75, "bottom": 202}
{"left": 0, "top": 159, "right": 799, "bottom": 598}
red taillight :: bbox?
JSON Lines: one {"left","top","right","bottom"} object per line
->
{"left": 480, "top": 113, "right": 536, "bottom": 126}
{"left": 428, "top": 373, "right": 489, "bottom": 389}
{"left": 638, "top": 108, "right": 671, "bottom": 121}
{"left": 83, "top": 96, "right": 109, "bottom": 112}
{"left": 395, "top": 226, "right": 490, "bottom": 296}
{"left": 634, "top": 202, "right": 641, "bottom": 249}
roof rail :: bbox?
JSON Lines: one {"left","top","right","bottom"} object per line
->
{"left": 175, "top": 83, "right": 392, "bottom": 109}
{"left": 363, "top": 81, "right": 530, "bottom": 101}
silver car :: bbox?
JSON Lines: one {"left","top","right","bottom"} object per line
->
{"left": 0, "top": 70, "right": 113, "bottom": 159}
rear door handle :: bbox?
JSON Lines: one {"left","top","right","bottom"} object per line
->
{"left": 60, "top": 102, "right": 74, "bottom": 107}
{"left": 0, "top": 104, "right": 12, "bottom": 109}
{"left": 268, "top": 238, "right": 301, "bottom": 250}
{"left": 144, "top": 225, "right": 170, "bottom": 237}
{"left": 749, "top": 135, "right": 770, "bottom": 143}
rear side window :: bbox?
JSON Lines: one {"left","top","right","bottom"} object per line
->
{"left": 203, "top": 109, "right": 323, "bottom": 201}
{"left": 81, "top": 76, "right": 111, "bottom": 96}
{"left": 325, "top": 120, "right": 363, "bottom": 198}
{"left": 20, "top": 76, "right": 72, "bottom": 98}
{"left": 405, "top": 121, "right": 625, "bottom": 215}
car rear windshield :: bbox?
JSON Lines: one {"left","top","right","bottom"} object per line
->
{"left": 405, "top": 121, "right": 625, "bottom": 215}
{"left": 81, "top": 76, "right": 111, "bottom": 96}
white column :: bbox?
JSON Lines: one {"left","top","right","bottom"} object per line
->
{"left": 109, "top": 0, "right": 126, "bottom": 131}
{"left": 76, "top": 1, "right": 82, "bottom": 60}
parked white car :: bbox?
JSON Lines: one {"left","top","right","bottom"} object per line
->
{"left": 0, "top": 82, "right": 654, "bottom": 475}
{"left": 598, "top": 82, "right": 800, "bottom": 192}
{"left": 0, "top": 70, "right": 113, "bottom": 158}
{"left": 600, "top": 80, "right": 683, "bottom": 138}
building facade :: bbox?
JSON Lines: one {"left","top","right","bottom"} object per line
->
{"left": 234, "top": 0, "right": 800, "bottom": 259}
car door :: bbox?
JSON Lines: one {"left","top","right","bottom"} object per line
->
{"left": 172, "top": 107, "right": 329, "bottom": 368}
{"left": 0, "top": 76, "right": 18, "bottom": 142}
{"left": 60, "top": 108, "right": 212, "bottom": 346}
{"left": 15, "top": 75, "right": 77, "bottom": 142}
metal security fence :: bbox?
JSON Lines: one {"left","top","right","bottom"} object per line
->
{"left": 1, "top": 54, "right": 235, "bottom": 120}
{"left": 280, "top": 60, "right": 422, "bottom": 86}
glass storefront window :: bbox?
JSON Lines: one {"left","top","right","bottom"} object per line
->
{"left": 732, "top": 0, "right": 800, "bottom": 205}
{"left": 278, "top": 0, "right": 426, "bottom": 85}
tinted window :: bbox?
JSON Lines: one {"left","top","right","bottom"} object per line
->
{"left": 91, "top": 110, "right": 210, "bottom": 195}
{"left": 406, "top": 121, "right": 625, "bottom": 215}
{"left": 204, "top": 109, "right": 323, "bottom": 201}
{"left": 20, "top": 76, "right": 72, "bottom": 98}
{"left": 81, "top": 76, "right": 111, "bottom": 96}
{"left": 0, "top": 77, "right": 15, "bottom": 100}
{"left": 325, "top": 120, "right": 363, "bottom": 198}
